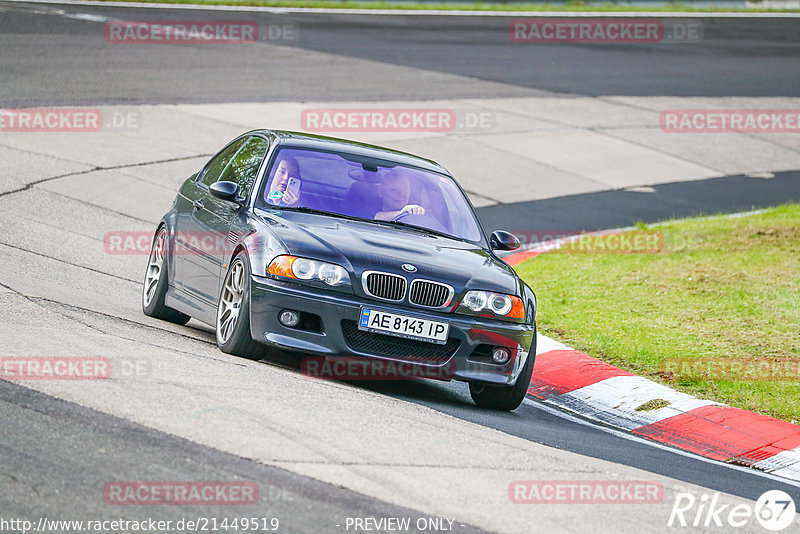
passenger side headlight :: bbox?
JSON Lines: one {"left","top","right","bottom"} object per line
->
{"left": 457, "top": 290, "right": 525, "bottom": 320}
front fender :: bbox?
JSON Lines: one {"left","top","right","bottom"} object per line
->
{"left": 233, "top": 226, "right": 287, "bottom": 279}
{"left": 521, "top": 281, "right": 537, "bottom": 325}
{"left": 157, "top": 210, "right": 181, "bottom": 281}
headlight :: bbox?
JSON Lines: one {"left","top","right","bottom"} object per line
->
{"left": 457, "top": 290, "right": 525, "bottom": 319}
{"left": 489, "top": 294, "right": 513, "bottom": 315}
{"left": 318, "top": 263, "right": 346, "bottom": 286}
{"left": 267, "top": 255, "right": 349, "bottom": 287}
{"left": 292, "top": 258, "right": 315, "bottom": 280}
{"left": 463, "top": 291, "right": 487, "bottom": 312}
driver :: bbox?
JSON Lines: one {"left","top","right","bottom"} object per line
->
{"left": 374, "top": 169, "right": 425, "bottom": 221}
{"left": 266, "top": 156, "right": 301, "bottom": 207}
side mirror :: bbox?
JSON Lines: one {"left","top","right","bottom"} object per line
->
{"left": 209, "top": 181, "right": 241, "bottom": 203}
{"left": 490, "top": 230, "right": 521, "bottom": 251}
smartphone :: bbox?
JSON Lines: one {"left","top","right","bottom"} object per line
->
{"left": 286, "top": 177, "right": 301, "bottom": 200}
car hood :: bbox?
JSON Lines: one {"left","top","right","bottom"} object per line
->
{"left": 255, "top": 210, "right": 519, "bottom": 295}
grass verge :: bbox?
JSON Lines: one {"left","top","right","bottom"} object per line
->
{"left": 514, "top": 204, "right": 800, "bottom": 423}
{"left": 91, "top": 0, "right": 800, "bottom": 13}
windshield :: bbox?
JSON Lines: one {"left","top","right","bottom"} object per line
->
{"left": 257, "top": 147, "right": 484, "bottom": 243}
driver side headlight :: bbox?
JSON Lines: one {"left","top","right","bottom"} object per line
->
{"left": 267, "top": 255, "right": 350, "bottom": 287}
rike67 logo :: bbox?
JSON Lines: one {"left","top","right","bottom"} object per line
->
{"left": 669, "top": 490, "right": 796, "bottom": 531}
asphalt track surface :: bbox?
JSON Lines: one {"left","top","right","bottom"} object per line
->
{"left": 1, "top": 1, "right": 800, "bottom": 531}
{"left": 0, "top": 381, "right": 485, "bottom": 533}
{"left": 0, "top": 2, "right": 799, "bottom": 106}
{"left": 476, "top": 169, "right": 800, "bottom": 234}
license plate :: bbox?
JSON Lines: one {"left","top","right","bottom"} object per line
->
{"left": 358, "top": 308, "right": 449, "bottom": 344}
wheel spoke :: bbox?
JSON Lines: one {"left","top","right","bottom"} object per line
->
{"left": 144, "top": 276, "right": 158, "bottom": 302}
{"left": 231, "top": 263, "right": 244, "bottom": 293}
{"left": 217, "top": 260, "right": 246, "bottom": 345}
{"left": 143, "top": 230, "right": 167, "bottom": 307}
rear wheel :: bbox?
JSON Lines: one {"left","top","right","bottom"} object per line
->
{"left": 469, "top": 346, "right": 535, "bottom": 411}
{"left": 216, "top": 254, "right": 262, "bottom": 359}
{"left": 142, "top": 227, "right": 191, "bottom": 325}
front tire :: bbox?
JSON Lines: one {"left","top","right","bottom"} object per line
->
{"left": 469, "top": 345, "right": 535, "bottom": 411}
{"left": 216, "top": 254, "right": 262, "bottom": 359}
{"left": 142, "top": 226, "right": 191, "bottom": 325}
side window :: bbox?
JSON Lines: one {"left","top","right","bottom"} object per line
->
{"left": 218, "top": 137, "right": 269, "bottom": 198}
{"left": 199, "top": 137, "right": 247, "bottom": 187}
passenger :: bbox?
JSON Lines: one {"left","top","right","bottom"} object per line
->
{"left": 266, "top": 156, "right": 301, "bottom": 207}
{"left": 374, "top": 169, "right": 425, "bottom": 221}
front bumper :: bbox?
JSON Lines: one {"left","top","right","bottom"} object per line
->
{"left": 249, "top": 275, "right": 536, "bottom": 386}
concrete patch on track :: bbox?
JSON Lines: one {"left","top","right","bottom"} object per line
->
{"left": 38, "top": 167, "right": 183, "bottom": 223}
{"left": 4, "top": 96, "right": 797, "bottom": 205}
{"left": 0, "top": 380, "right": 492, "bottom": 534}
{"left": 0, "top": 144, "right": 93, "bottom": 194}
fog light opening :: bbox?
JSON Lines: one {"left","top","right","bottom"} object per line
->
{"left": 279, "top": 310, "right": 300, "bottom": 328}
{"left": 492, "top": 347, "right": 511, "bottom": 365}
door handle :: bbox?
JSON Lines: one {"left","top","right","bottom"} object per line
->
{"left": 192, "top": 199, "right": 204, "bottom": 210}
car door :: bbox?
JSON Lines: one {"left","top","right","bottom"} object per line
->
{"left": 181, "top": 136, "right": 269, "bottom": 305}
{"left": 173, "top": 137, "right": 247, "bottom": 298}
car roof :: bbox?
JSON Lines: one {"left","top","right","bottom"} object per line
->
{"left": 252, "top": 129, "right": 450, "bottom": 175}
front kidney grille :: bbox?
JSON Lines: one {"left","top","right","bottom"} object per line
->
{"left": 341, "top": 320, "right": 460, "bottom": 363}
{"left": 409, "top": 280, "right": 453, "bottom": 308}
{"left": 362, "top": 271, "right": 407, "bottom": 301}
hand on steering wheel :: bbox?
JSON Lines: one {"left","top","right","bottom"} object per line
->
{"left": 391, "top": 204, "right": 425, "bottom": 222}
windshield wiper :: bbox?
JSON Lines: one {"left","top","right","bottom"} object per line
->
{"left": 371, "top": 219, "right": 464, "bottom": 242}
{"left": 265, "top": 206, "right": 466, "bottom": 242}
{"left": 261, "top": 206, "right": 366, "bottom": 223}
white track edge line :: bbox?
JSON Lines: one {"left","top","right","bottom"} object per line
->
{"left": 6, "top": 0, "right": 800, "bottom": 17}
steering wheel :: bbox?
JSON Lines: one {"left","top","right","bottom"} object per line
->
{"left": 390, "top": 212, "right": 449, "bottom": 234}
{"left": 391, "top": 210, "right": 411, "bottom": 222}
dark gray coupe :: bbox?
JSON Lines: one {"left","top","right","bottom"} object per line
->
{"left": 142, "top": 130, "right": 537, "bottom": 410}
